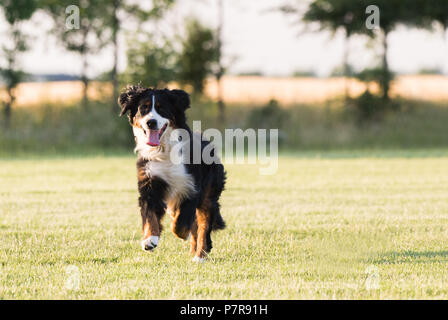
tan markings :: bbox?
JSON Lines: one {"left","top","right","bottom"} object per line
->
{"left": 169, "top": 202, "right": 189, "bottom": 240}
{"left": 132, "top": 108, "right": 145, "bottom": 128}
{"left": 133, "top": 122, "right": 142, "bottom": 129}
{"left": 195, "top": 209, "right": 209, "bottom": 258}
{"left": 143, "top": 222, "right": 151, "bottom": 239}
{"left": 190, "top": 222, "right": 198, "bottom": 256}
{"left": 166, "top": 200, "right": 177, "bottom": 221}
{"left": 170, "top": 210, "right": 190, "bottom": 240}
{"left": 132, "top": 114, "right": 143, "bottom": 128}
{"left": 143, "top": 212, "right": 160, "bottom": 240}
{"left": 137, "top": 164, "right": 147, "bottom": 183}
{"left": 194, "top": 183, "right": 213, "bottom": 258}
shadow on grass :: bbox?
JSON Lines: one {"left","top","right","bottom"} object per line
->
{"left": 372, "top": 250, "right": 448, "bottom": 264}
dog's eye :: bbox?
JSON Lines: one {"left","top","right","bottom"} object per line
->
{"left": 139, "top": 105, "right": 150, "bottom": 114}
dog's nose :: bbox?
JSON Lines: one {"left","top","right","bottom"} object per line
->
{"left": 147, "top": 119, "right": 157, "bottom": 130}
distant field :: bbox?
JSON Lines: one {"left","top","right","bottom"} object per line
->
{"left": 1, "top": 75, "right": 448, "bottom": 107}
{"left": 1, "top": 154, "right": 448, "bottom": 299}
{"left": 0, "top": 81, "right": 112, "bottom": 107}
{"left": 206, "top": 75, "right": 448, "bottom": 105}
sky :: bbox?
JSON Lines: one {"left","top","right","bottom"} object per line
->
{"left": 0, "top": 0, "right": 447, "bottom": 78}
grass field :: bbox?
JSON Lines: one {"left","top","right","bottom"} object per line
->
{"left": 1, "top": 153, "right": 448, "bottom": 299}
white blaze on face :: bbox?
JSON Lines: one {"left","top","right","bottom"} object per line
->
{"left": 133, "top": 94, "right": 170, "bottom": 149}
{"left": 139, "top": 95, "right": 168, "bottom": 132}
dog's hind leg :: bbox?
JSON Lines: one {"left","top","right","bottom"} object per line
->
{"left": 189, "top": 219, "right": 198, "bottom": 256}
{"left": 171, "top": 199, "right": 197, "bottom": 240}
{"left": 193, "top": 208, "right": 212, "bottom": 262}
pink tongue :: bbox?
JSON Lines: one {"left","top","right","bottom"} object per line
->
{"left": 147, "top": 130, "right": 160, "bottom": 146}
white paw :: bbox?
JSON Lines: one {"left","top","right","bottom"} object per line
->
{"left": 192, "top": 256, "right": 206, "bottom": 263}
{"left": 141, "top": 236, "right": 159, "bottom": 251}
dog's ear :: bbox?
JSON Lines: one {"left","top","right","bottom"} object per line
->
{"left": 118, "top": 85, "right": 146, "bottom": 120}
{"left": 170, "top": 89, "right": 191, "bottom": 111}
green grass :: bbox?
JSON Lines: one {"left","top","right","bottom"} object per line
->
{"left": 1, "top": 154, "right": 448, "bottom": 299}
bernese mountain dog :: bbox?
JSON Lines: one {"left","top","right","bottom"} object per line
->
{"left": 118, "top": 85, "right": 226, "bottom": 262}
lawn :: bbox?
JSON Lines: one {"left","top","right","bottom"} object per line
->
{"left": 1, "top": 154, "right": 448, "bottom": 299}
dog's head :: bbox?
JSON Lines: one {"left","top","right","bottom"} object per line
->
{"left": 118, "top": 85, "right": 190, "bottom": 149}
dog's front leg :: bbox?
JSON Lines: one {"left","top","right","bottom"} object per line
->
{"left": 140, "top": 198, "right": 165, "bottom": 251}
{"left": 142, "top": 210, "right": 160, "bottom": 251}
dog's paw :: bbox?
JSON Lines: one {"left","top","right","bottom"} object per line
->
{"left": 192, "top": 256, "right": 206, "bottom": 263}
{"left": 141, "top": 236, "right": 159, "bottom": 252}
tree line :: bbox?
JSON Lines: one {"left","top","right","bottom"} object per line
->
{"left": 0, "top": 0, "right": 224, "bottom": 127}
{"left": 1, "top": 1, "right": 448, "bottom": 126}
{"left": 282, "top": 0, "right": 448, "bottom": 103}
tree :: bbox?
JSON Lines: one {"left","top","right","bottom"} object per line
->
{"left": 42, "top": 1, "right": 112, "bottom": 108}
{"left": 284, "top": 0, "right": 367, "bottom": 100}
{"left": 422, "top": 1, "right": 448, "bottom": 74}
{"left": 295, "top": 0, "right": 427, "bottom": 101}
{"left": 110, "top": 0, "right": 120, "bottom": 110}
{"left": 106, "top": 0, "right": 175, "bottom": 110}
{"left": 178, "top": 19, "right": 219, "bottom": 96}
{"left": 0, "top": 0, "right": 37, "bottom": 127}
{"left": 367, "top": 0, "right": 403, "bottom": 101}
{"left": 426, "top": 1, "right": 448, "bottom": 32}
{"left": 123, "top": 34, "right": 178, "bottom": 88}
{"left": 215, "top": 0, "right": 225, "bottom": 121}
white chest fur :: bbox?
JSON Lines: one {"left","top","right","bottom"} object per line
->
{"left": 145, "top": 160, "right": 196, "bottom": 204}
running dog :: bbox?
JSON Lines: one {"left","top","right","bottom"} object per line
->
{"left": 118, "top": 85, "right": 226, "bottom": 262}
